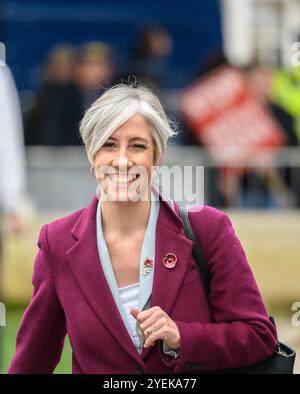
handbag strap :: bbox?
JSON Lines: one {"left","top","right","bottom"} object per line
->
{"left": 179, "top": 208, "right": 280, "bottom": 329}
{"left": 179, "top": 206, "right": 211, "bottom": 299}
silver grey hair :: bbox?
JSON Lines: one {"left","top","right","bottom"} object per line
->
{"left": 79, "top": 83, "right": 178, "bottom": 164}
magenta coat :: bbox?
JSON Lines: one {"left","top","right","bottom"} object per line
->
{"left": 7, "top": 195, "right": 277, "bottom": 374}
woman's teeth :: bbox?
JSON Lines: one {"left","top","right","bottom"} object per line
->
{"left": 108, "top": 174, "right": 139, "bottom": 183}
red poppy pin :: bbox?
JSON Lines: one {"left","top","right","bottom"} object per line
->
{"left": 163, "top": 253, "right": 177, "bottom": 269}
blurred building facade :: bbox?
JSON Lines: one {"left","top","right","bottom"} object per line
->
{"left": 222, "top": 0, "right": 300, "bottom": 67}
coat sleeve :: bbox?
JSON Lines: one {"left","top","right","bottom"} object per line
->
{"left": 7, "top": 225, "right": 67, "bottom": 374}
{"left": 171, "top": 209, "right": 278, "bottom": 373}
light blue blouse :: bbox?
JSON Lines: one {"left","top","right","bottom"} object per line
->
{"left": 96, "top": 188, "right": 180, "bottom": 358}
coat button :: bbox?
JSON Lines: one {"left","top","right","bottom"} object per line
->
{"left": 136, "top": 366, "right": 145, "bottom": 374}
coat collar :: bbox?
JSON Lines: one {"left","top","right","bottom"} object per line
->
{"left": 70, "top": 189, "right": 184, "bottom": 241}
{"left": 66, "top": 193, "right": 193, "bottom": 362}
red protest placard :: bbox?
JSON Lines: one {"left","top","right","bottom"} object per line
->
{"left": 180, "top": 65, "right": 286, "bottom": 166}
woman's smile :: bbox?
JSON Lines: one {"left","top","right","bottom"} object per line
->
{"left": 106, "top": 172, "right": 141, "bottom": 186}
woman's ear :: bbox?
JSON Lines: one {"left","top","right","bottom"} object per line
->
{"left": 86, "top": 146, "right": 94, "bottom": 167}
{"left": 155, "top": 151, "right": 165, "bottom": 166}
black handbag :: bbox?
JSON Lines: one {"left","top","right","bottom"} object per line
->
{"left": 179, "top": 207, "right": 296, "bottom": 374}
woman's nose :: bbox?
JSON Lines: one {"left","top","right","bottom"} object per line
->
{"left": 112, "top": 157, "right": 134, "bottom": 171}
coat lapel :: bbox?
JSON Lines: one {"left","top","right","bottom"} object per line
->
{"left": 151, "top": 196, "right": 194, "bottom": 314}
{"left": 141, "top": 196, "right": 194, "bottom": 360}
{"left": 66, "top": 197, "right": 142, "bottom": 364}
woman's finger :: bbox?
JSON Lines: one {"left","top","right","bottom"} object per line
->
{"left": 139, "top": 313, "right": 162, "bottom": 333}
{"left": 143, "top": 326, "right": 167, "bottom": 348}
{"left": 144, "top": 317, "right": 167, "bottom": 337}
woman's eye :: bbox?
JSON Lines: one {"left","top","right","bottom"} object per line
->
{"left": 102, "top": 143, "right": 147, "bottom": 150}
{"left": 132, "top": 144, "right": 146, "bottom": 150}
{"left": 103, "top": 143, "right": 116, "bottom": 148}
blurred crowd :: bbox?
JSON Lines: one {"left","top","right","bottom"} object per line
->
{"left": 180, "top": 52, "right": 300, "bottom": 208}
{"left": 2, "top": 25, "right": 300, "bottom": 214}
{"left": 24, "top": 26, "right": 173, "bottom": 146}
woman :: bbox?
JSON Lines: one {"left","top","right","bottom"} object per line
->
{"left": 8, "top": 84, "right": 277, "bottom": 374}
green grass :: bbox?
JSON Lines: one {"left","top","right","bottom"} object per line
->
{"left": 0, "top": 309, "right": 72, "bottom": 374}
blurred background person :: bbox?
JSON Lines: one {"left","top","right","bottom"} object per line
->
{"left": 24, "top": 44, "right": 75, "bottom": 145}
{"left": 250, "top": 63, "right": 299, "bottom": 147}
{"left": 0, "top": 48, "right": 27, "bottom": 367}
{"left": 180, "top": 52, "right": 292, "bottom": 209}
{"left": 25, "top": 42, "right": 115, "bottom": 146}
{"left": 269, "top": 51, "right": 300, "bottom": 208}
{"left": 179, "top": 50, "right": 229, "bottom": 207}
{"left": 270, "top": 38, "right": 300, "bottom": 146}
{"left": 119, "top": 25, "right": 173, "bottom": 93}
{"left": 245, "top": 62, "right": 299, "bottom": 208}
{"left": 73, "top": 42, "right": 115, "bottom": 109}
{"left": 0, "top": 54, "right": 26, "bottom": 236}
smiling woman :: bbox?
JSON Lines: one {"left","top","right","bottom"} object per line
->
{"left": 7, "top": 83, "right": 278, "bottom": 374}
{"left": 80, "top": 84, "right": 177, "bottom": 204}
{"left": 92, "top": 113, "right": 156, "bottom": 202}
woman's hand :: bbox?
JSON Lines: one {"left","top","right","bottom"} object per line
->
{"left": 131, "top": 306, "right": 181, "bottom": 349}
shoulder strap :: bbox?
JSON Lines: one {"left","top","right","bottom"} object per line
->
{"left": 179, "top": 206, "right": 211, "bottom": 299}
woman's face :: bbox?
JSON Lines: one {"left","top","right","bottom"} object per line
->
{"left": 92, "top": 113, "right": 158, "bottom": 202}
